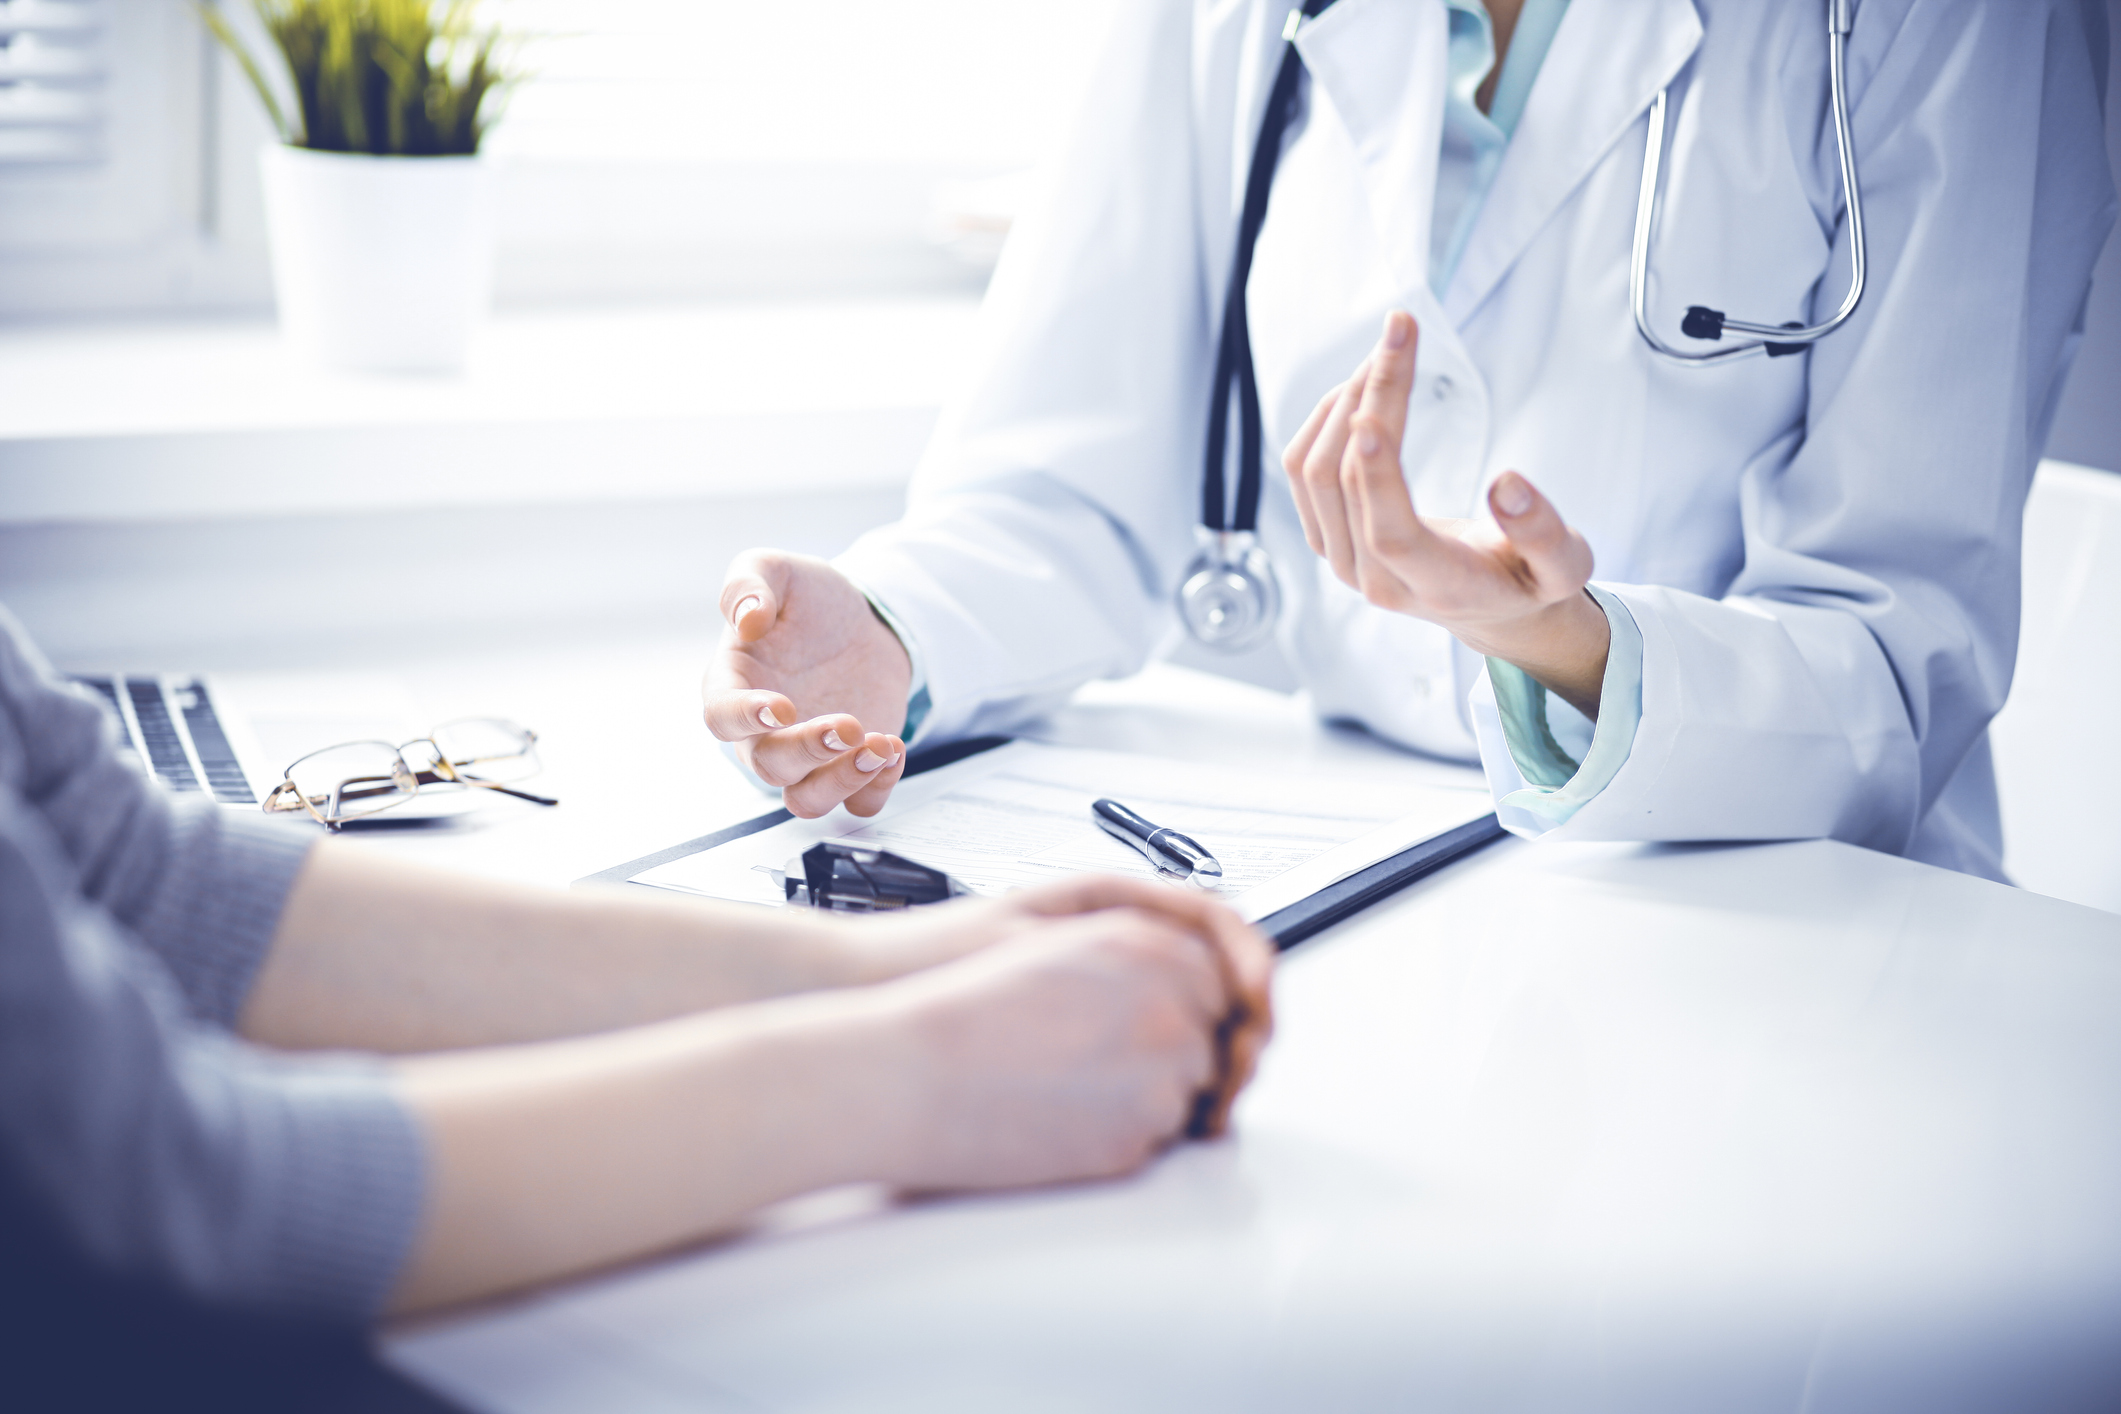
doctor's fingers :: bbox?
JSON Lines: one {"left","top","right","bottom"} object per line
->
{"left": 1281, "top": 379, "right": 1349, "bottom": 555}
{"left": 1336, "top": 371, "right": 1446, "bottom": 612}
{"left": 744, "top": 713, "right": 868, "bottom": 789}
{"left": 839, "top": 739, "right": 909, "bottom": 818}
{"left": 1346, "top": 311, "right": 1419, "bottom": 482}
{"left": 1296, "top": 369, "right": 1371, "bottom": 583}
{"left": 1344, "top": 459, "right": 1442, "bottom": 617}
{"left": 781, "top": 731, "right": 903, "bottom": 819}
{"left": 718, "top": 551, "right": 795, "bottom": 644}
{"left": 1488, "top": 472, "right": 1595, "bottom": 603}
{"left": 702, "top": 684, "right": 801, "bottom": 742}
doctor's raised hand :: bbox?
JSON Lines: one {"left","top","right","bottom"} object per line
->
{"left": 705, "top": 549, "right": 913, "bottom": 817}
{"left": 1284, "top": 311, "right": 1610, "bottom": 720}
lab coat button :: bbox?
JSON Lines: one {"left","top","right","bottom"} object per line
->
{"left": 1433, "top": 375, "right": 1455, "bottom": 401}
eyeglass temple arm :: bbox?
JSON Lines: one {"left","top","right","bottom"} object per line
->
{"left": 477, "top": 783, "right": 560, "bottom": 807}
{"left": 274, "top": 771, "right": 558, "bottom": 812}
{"left": 424, "top": 769, "right": 559, "bottom": 807}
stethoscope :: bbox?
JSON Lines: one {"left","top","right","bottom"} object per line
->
{"left": 1180, "top": 0, "right": 1870, "bottom": 650}
{"left": 1631, "top": 0, "right": 1868, "bottom": 363}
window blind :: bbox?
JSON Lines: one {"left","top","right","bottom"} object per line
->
{"left": 0, "top": 0, "right": 105, "bottom": 165}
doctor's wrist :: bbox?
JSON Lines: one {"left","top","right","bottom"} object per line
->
{"left": 1451, "top": 591, "right": 1611, "bottom": 720}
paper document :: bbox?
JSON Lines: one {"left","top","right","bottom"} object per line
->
{"left": 637, "top": 742, "right": 1491, "bottom": 924}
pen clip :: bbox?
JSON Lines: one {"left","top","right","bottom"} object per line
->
{"left": 1150, "top": 829, "right": 1223, "bottom": 882}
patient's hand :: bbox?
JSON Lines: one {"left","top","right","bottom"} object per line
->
{"left": 389, "top": 875, "right": 1275, "bottom": 1312}
{"left": 838, "top": 876, "right": 1275, "bottom": 1139}
{"left": 704, "top": 550, "right": 914, "bottom": 817}
{"left": 867, "top": 889, "right": 1273, "bottom": 1190}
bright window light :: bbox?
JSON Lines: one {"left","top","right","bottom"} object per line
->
{"left": 492, "top": 0, "right": 1123, "bottom": 171}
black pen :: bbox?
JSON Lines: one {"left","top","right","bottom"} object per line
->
{"left": 1091, "top": 798, "right": 1224, "bottom": 885}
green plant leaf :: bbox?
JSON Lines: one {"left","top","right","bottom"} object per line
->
{"left": 193, "top": 2, "right": 296, "bottom": 143}
{"left": 212, "top": 0, "right": 520, "bottom": 156}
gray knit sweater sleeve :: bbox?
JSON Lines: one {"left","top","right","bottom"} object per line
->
{"left": 0, "top": 612, "right": 424, "bottom": 1319}
{"left": 12, "top": 618, "right": 310, "bottom": 1026}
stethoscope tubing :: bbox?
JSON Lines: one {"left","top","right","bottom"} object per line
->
{"left": 1203, "top": 0, "right": 1334, "bottom": 534}
{"left": 1631, "top": 0, "right": 1868, "bottom": 363}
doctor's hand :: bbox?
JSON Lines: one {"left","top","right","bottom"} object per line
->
{"left": 1283, "top": 310, "right": 1611, "bottom": 719}
{"left": 704, "top": 550, "right": 913, "bottom": 818}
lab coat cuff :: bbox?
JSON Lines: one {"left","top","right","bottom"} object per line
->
{"left": 844, "top": 577, "right": 932, "bottom": 745}
{"left": 1474, "top": 586, "right": 1644, "bottom": 835}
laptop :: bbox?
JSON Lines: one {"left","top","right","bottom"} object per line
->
{"left": 70, "top": 674, "right": 266, "bottom": 806}
{"left": 66, "top": 670, "right": 491, "bottom": 824}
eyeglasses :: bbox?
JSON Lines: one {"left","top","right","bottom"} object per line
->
{"left": 262, "top": 717, "right": 559, "bottom": 830}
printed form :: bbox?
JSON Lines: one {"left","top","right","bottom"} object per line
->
{"left": 636, "top": 742, "right": 1492, "bottom": 923}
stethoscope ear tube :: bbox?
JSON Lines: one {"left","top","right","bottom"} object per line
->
{"left": 1631, "top": 0, "right": 1868, "bottom": 364}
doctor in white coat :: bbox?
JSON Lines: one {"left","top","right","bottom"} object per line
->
{"left": 701, "top": 0, "right": 2114, "bottom": 882}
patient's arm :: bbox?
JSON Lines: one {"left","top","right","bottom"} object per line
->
{"left": 239, "top": 845, "right": 859, "bottom": 1053}
{"left": 244, "top": 849, "right": 1275, "bottom": 1315}
{"left": 388, "top": 903, "right": 1239, "bottom": 1312}
{"left": 241, "top": 849, "right": 1270, "bottom": 1065}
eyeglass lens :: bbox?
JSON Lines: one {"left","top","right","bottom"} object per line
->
{"left": 281, "top": 741, "right": 416, "bottom": 823}
{"left": 418, "top": 718, "right": 538, "bottom": 782}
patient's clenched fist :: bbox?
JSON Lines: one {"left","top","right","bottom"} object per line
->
{"left": 866, "top": 906, "right": 1241, "bottom": 1191}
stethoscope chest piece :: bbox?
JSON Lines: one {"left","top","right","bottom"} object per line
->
{"left": 1179, "top": 530, "right": 1281, "bottom": 652}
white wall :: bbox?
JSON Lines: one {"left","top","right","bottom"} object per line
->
{"left": 0, "top": 489, "right": 907, "bottom": 673}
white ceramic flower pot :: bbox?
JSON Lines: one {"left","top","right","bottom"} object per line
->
{"left": 260, "top": 145, "right": 495, "bottom": 374}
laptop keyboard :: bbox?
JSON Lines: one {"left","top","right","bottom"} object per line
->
{"left": 125, "top": 677, "right": 201, "bottom": 793}
{"left": 69, "top": 675, "right": 258, "bottom": 805}
{"left": 176, "top": 682, "right": 256, "bottom": 802}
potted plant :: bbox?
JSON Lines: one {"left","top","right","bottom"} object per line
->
{"left": 201, "top": 0, "right": 519, "bottom": 373}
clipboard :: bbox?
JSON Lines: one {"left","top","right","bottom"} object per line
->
{"left": 576, "top": 736, "right": 1505, "bottom": 951}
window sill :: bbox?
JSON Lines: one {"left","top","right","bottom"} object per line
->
{"left": 0, "top": 297, "right": 980, "bottom": 524}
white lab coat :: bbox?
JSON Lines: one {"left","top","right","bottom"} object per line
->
{"left": 838, "top": 0, "right": 2115, "bottom": 879}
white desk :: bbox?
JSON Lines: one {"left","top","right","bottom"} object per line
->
{"left": 354, "top": 646, "right": 2121, "bottom": 1413}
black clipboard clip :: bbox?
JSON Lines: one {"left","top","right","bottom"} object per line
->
{"left": 774, "top": 839, "right": 970, "bottom": 912}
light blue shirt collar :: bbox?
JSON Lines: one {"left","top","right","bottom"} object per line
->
{"left": 1432, "top": 0, "right": 1571, "bottom": 292}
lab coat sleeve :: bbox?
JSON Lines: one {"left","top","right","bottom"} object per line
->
{"left": 1515, "top": 0, "right": 2114, "bottom": 875}
{"left": 1474, "top": 587, "right": 1644, "bottom": 833}
{"left": 835, "top": 0, "right": 1217, "bottom": 746}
